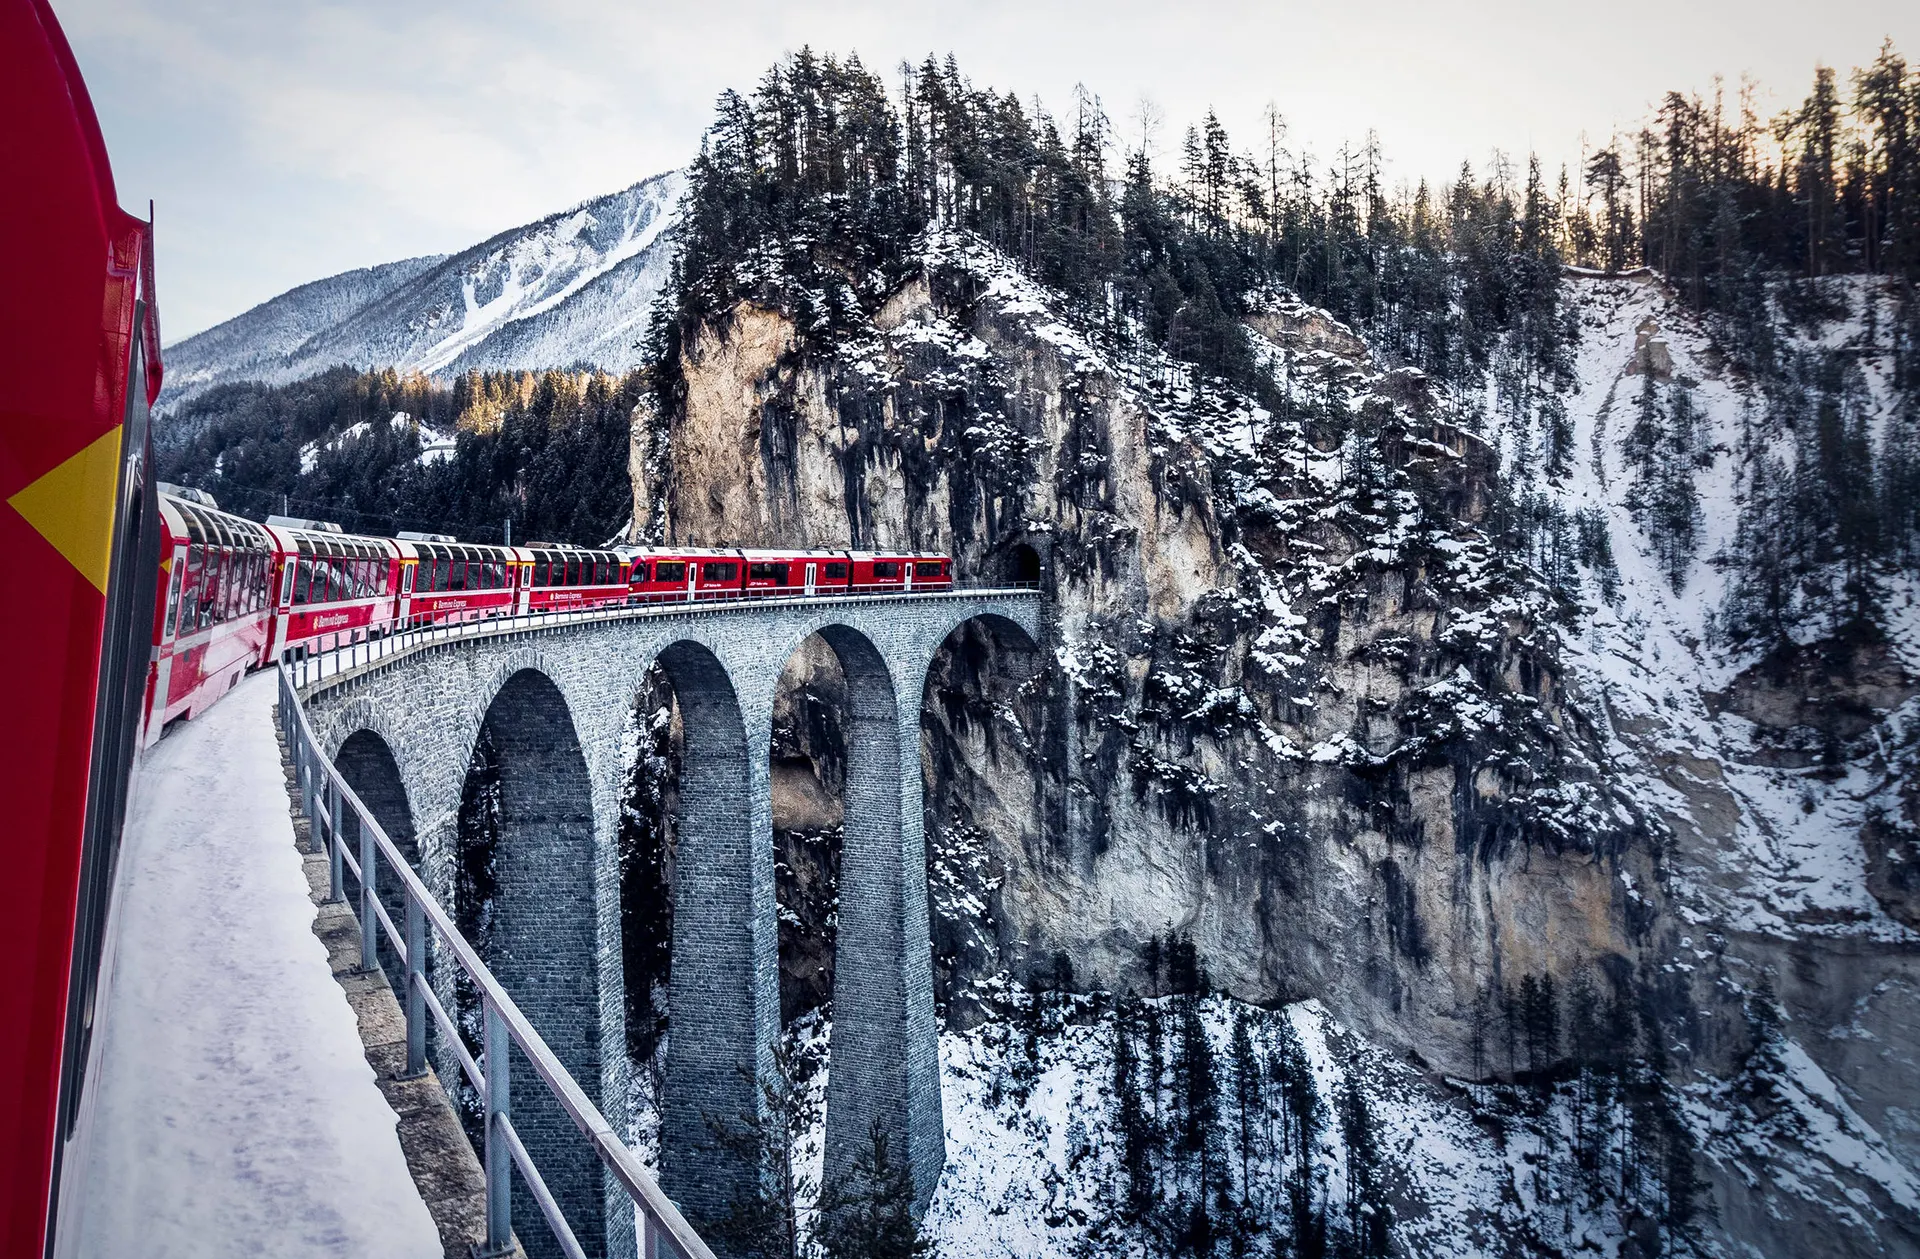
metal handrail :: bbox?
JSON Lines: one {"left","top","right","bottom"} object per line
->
{"left": 277, "top": 663, "right": 714, "bottom": 1259}
{"left": 284, "top": 583, "right": 1043, "bottom": 696}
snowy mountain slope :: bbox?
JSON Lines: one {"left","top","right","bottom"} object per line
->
{"left": 160, "top": 254, "right": 447, "bottom": 396}
{"left": 1483, "top": 272, "right": 1920, "bottom": 1254}
{"left": 632, "top": 229, "right": 1918, "bottom": 1255}
{"left": 1543, "top": 274, "right": 1916, "bottom": 940}
{"left": 160, "top": 170, "right": 685, "bottom": 406}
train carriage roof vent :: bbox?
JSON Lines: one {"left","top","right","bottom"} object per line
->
{"left": 396, "top": 530, "right": 458, "bottom": 542}
{"left": 156, "top": 482, "right": 219, "bottom": 508}
{"left": 267, "top": 514, "right": 344, "bottom": 533}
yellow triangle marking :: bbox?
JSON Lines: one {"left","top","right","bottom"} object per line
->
{"left": 8, "top": 425, "right": 123, "bottom": 594}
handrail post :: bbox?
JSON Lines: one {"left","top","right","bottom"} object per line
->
{"left": 327, "top": 779, "right": 345, "bottom": 904}
{"left": 404, "top": 891, "right": 427, "bottom": 1077}
{"left": 481, "top": 998, "right": 513, "bottom": 1256}
{"left": 357, "top": 803, "right": 377, "bottom": 972}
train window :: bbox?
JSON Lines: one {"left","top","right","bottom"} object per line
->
{"left": 873, "top": 561, "right": 900, "bottom": 578}
{"left": 533, "top": 560, "right": 549, "bottom": 586}
{"left": 633, "top": 561, "right": 650, "bottom": 582}
{"left": 491, "top": 561, "right": 506, "bottom": 588}
{"left": 221, "top": 552, "right": 240, "bottom": 620}
{"left": 824, "top": 562, "right": 848, "bottom": 580}
{"left": 655, "top": 561, "right": 686, "bottom": 582}
{"left": 430, "top": 558, "right": 449, "bottom": 591}
{"left": 593, "top": 561, "right": 608, "bottom": 585}
{"left": 202, "top": 552, "right": 221, "bottom": 624}
{"left": 702, "top": 561, "right": 738, "bottom": 583}
{"left": 915, "top": 561, "right": 943, "bottom": 577}
{"left": 163, "top": 559, "right": 184, "bottom": 638}
{"left": 177, "top": 547, "right": 201, "bottom": 634}
{"left": 198, "top": 553, "right": 221, "bottom": 629}
{"left": 290, "top": 556, "right": 308, "bottom": 606}
{"left": 564, "top": 561, "right": 578, "bottom": 586}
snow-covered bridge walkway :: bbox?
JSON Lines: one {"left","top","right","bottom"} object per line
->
{"left": 59, "top": 673, "right": 440, "bottom": 1259}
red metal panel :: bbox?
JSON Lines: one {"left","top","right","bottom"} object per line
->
{"left": 0, "top": 2, "right": 150, "bottom": 1251}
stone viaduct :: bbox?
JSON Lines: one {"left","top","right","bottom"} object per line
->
{"left": 294, "top": 591, "right": 1041, "bottom": 1259}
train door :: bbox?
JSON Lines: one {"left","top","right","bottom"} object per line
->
{"left": 804, "top": 562, "right": 817, "bottom": 596}
{"left": 516, "top": 563, "right": 532, "bottom": 615}
{"left": 686, "top": 564, "right": 696, "bottom": 602}
{"left": 398, "top": 560, "right": 415, "bottom": 625}
{"left": 903, "top": 561, "right": 914, "bottom": 592}
{"left": 266, "top": 554, "right": 295, "bottom": 660}
{"left": 143, "top": 547, "right": 186, "bottom": 745}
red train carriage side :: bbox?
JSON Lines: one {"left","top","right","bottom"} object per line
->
{"left": 848, "top": 550, "right": 916, "bottom": 593}
{"left": 738, "top": 548, "right": 815, "bottom": 597}
{"left": 144, "top": 492, "right": 274, "bottom": 743}
{"left": 908, "top": 553, "right": 953, "bottom": 591}
{"left": 521, "top": 545, "right": 629, "bottom": 613}
{"left": 3, "top": 1, "right": 166, "bottom": 1249}
{"left": 626, "top": 547, "right": 749, "bottom": 602}
{"left": 263, "top": 522, "right": 404, "bottom": 655}
{"left": 403, "top": 539, "right": 517, "bottom": 625}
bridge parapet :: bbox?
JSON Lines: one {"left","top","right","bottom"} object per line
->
{"left": 290, "top": 589, "right": 1042, "bottom": 1257}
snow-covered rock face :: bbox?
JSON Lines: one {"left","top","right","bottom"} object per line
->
{"left": 652, "top": 237, "right": 1920, "bottom": 1256}
{"left": 159, "top": 171, "right": 685, "bottom": 407}
{"left": 653, "top": 230, "right": 1658, "bottom": 1062}
{"left": 1524, "top": 273, "right": 1920, "bottom": 1254}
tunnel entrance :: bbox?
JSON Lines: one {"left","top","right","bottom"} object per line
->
{"left": 1008, "top": 542, "right": 1042, "bottom": 587}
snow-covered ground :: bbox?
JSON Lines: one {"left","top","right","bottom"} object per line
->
{"left": 56, "top": 674, "right": 439, "bottom": 1259}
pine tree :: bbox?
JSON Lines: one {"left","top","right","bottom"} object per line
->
{"left": 1114, "top": 997, "right": 1156, "bottom": 1213}
{"left": 1336, "top": 1055, "right": 1390, "bottom": 1257}
{"left": 815, "top": 1121, "right": 928, "bottom": 1259}
{"left": 1230, "top": 1006, "right": 1262, "bottom": 1210}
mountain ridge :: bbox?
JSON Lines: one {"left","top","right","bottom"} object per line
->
{"left": 160, "top": 169, "right": 685, "bottom": 408}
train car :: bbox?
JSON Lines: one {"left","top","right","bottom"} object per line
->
{"left": 144, "top": 492, "right": 275, "bottom": 742}
{"left": 401, "top": 538, "right": 517, "bottom": 626}
{"left": 521, "top": 544, "right": 630, "bottom": 613}
{"left": 739, "top": 548, "right": 826, "bottom": 598}
{"left": 263, "top": 521, "right": 405, "bottom": 656}
{"left": 848, "top": 550, "right": 917, "bottom": 594}
{"left": 2, "top": 1, "right": 167, "bottom": 1249}
{"left": 626, "top": 547, "right": 752, "bottom": 602}
{"left": 907, "top": 552, "right": 954, "bottom": 591}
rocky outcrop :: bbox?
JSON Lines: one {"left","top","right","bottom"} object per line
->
{"left": 642, "top": 233, "right": 1663, "bottom": 1083}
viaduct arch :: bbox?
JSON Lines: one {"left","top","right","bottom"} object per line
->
{"left": 301, "top": 593, "right": 1040, "bottom": 1258}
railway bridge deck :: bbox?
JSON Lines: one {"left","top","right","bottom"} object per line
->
{"left": 288, "top": 588, "right": 1042, "bottom": 1258}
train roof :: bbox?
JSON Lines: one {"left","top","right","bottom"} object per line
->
{"left": 159, "top": 493, "right": 273, "bottom": 551}
{"left": 261, "top": 519, "right": 394, "bottom": 559}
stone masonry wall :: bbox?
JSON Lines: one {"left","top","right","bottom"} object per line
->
{"left": 297, "top": 593, "right": 1039, "bottom": 1256}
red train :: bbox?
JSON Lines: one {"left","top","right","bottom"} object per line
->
{"left": 144, "top": 486, "right": 955, "bottom": 742}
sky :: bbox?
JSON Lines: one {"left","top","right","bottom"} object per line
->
{"left": 58, "top": 0, "right": 1920, "bottom": 341}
